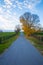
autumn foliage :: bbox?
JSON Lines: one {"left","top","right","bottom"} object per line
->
{"left": 20, "top": 12, "right": 40, "bottom": 36}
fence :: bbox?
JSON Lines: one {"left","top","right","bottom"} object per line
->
{"left": 0, "top": 33, "right": 16, "bottom": 44}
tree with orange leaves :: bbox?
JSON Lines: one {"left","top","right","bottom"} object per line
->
{"left": 20, "top": 12, "right": 40, "bottom": 36}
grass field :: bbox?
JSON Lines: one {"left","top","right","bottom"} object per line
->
{"left": 0, "top": 32, "right": 16, "bottom": 37}
{"left": 0, "top": 32, "right": 16, "bottom": 43}
{"left": 0, "top": 32, "right": 20, "bottom": 54}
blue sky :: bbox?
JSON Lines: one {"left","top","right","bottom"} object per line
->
{"left": 0, "top": 0, "right": 43, "bottom": 31}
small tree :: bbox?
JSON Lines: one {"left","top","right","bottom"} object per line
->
{"left": 15, "top": 25, "right": 20, "bottom": 33}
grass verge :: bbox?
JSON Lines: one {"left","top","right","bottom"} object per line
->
{"left": 0, "top": 33, "right": 19, "bottom": 54}
{"left": 26, "top": 36, "right": 43, "bottom": 55}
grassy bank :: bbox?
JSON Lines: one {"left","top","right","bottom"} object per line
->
{"left": 0, "top": 32, "right": 20, "bottom": 54}
{"left": 26, "top": 36, "right": 43, "bottom": 55}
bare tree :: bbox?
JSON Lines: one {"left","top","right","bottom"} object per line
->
{"left": 15, "top": 25, "right": 20, "bottom": 33}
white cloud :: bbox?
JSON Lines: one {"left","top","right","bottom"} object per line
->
{"left": 3, "top": 5, "right": 6, "bottom": 8}
{"left": 0, "top": 7, "right": 2, "bottom": 12}
{"left": 23, "top": 0, "right": 41, "bottom": 9}
{"left": 0, "top": 15, "right": 11, "bottom": 30}
{"left": 13, "top": 5, "right": 16, "bottom": 8}
{"left": 18, "top": 6, "right": 22, "bottom": 10}
{"left": 6, "top": 9, "right": 11, "bottom": 14}
{"left": 3, "top": 0, "right": 41, "bottom": 11}
{"left": 0, "top": 7, "right": 4, "bottom": 14}
{"left": 0, "top": 0, "right": 41, "bottom": 31}
{"left": 13, "top": 12, "right": 17, "bottom": 16}
{"left": 0, "top": 14, "right": 20, "bottom": 30}
{"left": 27, "top": 5, "right": 32, "bottom": 9}
{"left": 6, "top": 5, "right": 11, "bottom": 8}
{"left": 4, "top": 0, "right": 12, "bottom": 5}
{"left": 4, "top": 0, "right": 12, "bottom": 10}
{"left": 15, "top": 0, "right": 23, "bottom": 9}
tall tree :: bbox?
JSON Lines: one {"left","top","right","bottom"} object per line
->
{"left": 20, "top": 12, "right": 40, "bottom": 36}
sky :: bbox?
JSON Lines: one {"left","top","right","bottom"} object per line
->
{"left": 0, "top": 0, "right": 43, "bottom": 31}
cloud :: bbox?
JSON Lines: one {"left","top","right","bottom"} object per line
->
{"left": 15, "top": 0, "right": 23, "bottom": 9}
{"left": 6, "top": 9, "right": 11, "bottom": 14}
{"left": 3, "top": 0, "right": 41, "bottom": 10}
{"left": 0, "top": 7, "right": 3, "bottom": 13}
{"left": 23, "top": 0, "right": 41, "bottom": 10}
{"left": 0, "top": 13, "right": 20, "bottom": 30}
{"left": 0, "top": 0, "right": 41, "bottom": 31}
{"left": 3, "top": 0, "right": 12, "bottom": 10}
{"left": 0, "top": 7, "right": 6, "bottom": 15}
{"left": 0, "top": 15, "right": 11, "bottom": 30}
{"left": 13, "top": 5, "right": 16, "bottom": 8}
{"left": 6, "top": 4, "right": 11, "bottom": 8}
{"left": 4, "top": 0, "right": 12, "bottom": 5}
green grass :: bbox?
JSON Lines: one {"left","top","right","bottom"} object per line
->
{"left": 27, "top": 36, "right": 43, "bottom": 55}
{"left": 0, "top": 32, "right": 16, "bottom": 37}
{"left": 0, "top": 32, "right": 16, "bottom": 44}
{"left": 0, "top": 32, "right": 20, "bottom": 54}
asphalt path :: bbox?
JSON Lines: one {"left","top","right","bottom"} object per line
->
{"left": 0, "top": 33, "right": 43, "bottom": 65}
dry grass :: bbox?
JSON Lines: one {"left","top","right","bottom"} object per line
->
{"left": 26, "top": 35, "right": 43, "bottom": 55}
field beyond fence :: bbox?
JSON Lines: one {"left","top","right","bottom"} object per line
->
{"left": 0, "top": 32, "right": 16, "bottom": 44}
{"left": 0, "top": 32, "right": 19, "bottom": 54}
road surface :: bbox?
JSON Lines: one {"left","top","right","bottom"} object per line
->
{"left": 0, "top": 33, "right": 43, "bottom": 65}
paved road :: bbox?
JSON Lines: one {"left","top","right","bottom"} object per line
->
{"left": 0, "top": 33, "right": 43, "bottom": 65}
